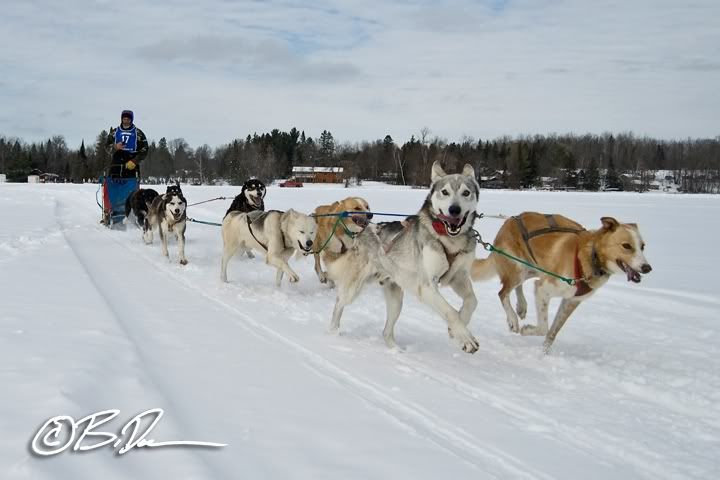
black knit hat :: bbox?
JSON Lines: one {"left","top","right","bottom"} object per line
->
{"left": 121, "top": 110, "right": 134, "bottom": 122}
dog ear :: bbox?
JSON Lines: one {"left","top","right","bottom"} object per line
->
{"left": 600, "top": 217, "right": 619, "bottom": 231}
{"left": 462, "top": 164, "right": 475, "bottom": 178}
{"left": 431, "top": 161, "right": 446, "bottom": 183}
{"left": 626, "top": 223, "right": 639, "bottom": 231}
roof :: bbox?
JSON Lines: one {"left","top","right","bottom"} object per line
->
{"left": 292, "top": 167, "right": 344, "bottom": 173}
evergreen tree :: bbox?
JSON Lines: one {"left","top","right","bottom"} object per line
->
{"left": 229, "top": 139, "right": 245, "bottom": 186}
{"left": 156, "top": 137, "right": 174, "bottom": 180}
{"left": 585, "top": 157, "right": 601, "bottom": 191}
{"left": 7, "top": 140, "right": 31, "bottom": 181}
{"left": 604, "top": 155, "right": 623, "bottom": 190}
{"left": 383, "top": 134, "right": 394, "bottom": 152}
{"left": 522, "top": 144, "right": 540, "bottom": 188}
{"left": 318, "top": 130, "right": 335, "bottom": 165}
{"left": 75, "top": 140, "right": 89, "bottom": 181}
{"left": 94, "top": 130, "right": 110, "bottom": 176}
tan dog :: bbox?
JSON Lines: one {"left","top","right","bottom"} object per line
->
{"left": 471, "top": 212, "right": 652, "bottom": 351}
{"left": 313, "top": 197, "right": 372, "bottom": 284}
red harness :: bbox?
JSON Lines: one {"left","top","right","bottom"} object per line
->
{"left": 389, "top": 218, "right": 459, "bottom": 268}
{"left": 432, "top": 220, "right": 448, "bottom": 236}
{"left": 573, "top": 245, "right": 593, "bottom": 297}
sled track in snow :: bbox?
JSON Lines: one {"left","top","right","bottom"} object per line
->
{"left": 387, "top": 355, "right": 691, "bottom": 480}
{"left": 55, "top": 198, "right": 225, "bottom": 479}
{"left": 99, "top": 217, "right": 695, "bottom": 480}
{"left": 96, "top": 223, "right": 557, "bottom": 480}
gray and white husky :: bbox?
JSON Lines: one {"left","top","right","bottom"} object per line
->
{"left": 145, "top": 185, "right": 188, "bottom": 265}
{"left": 327, "top": 161, "right": 481, "bottom": 353}
{"left": 221, "top": 209, "right": 317, "bottom": 286}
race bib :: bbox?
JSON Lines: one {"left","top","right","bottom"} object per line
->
{"left": 114, "top": 126, "right": 138, "bottom": 153}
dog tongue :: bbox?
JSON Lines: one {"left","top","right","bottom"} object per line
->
{"left": 438, "top": 213, "right": 461, "bottom": 227}
{"left": 626, "top": 267, "right": 641, "bottom": 283}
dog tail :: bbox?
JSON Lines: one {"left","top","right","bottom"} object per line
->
{"left": 470, "top": 256, "right": 496, "bottom": 282}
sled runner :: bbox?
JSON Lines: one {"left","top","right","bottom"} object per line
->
{"left": 97, "top": 175, "right": 139, "bottom": 229}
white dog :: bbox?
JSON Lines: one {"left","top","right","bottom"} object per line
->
{"left": 221, "top": 209, "right": 317, "bottom": 286}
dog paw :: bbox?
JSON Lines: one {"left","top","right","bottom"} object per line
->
{"left": 461, "top": 337, "right": 479, "bottom": 354}
{"left": 521, "top": 325, "right": 545, "bottom": 336}
{"left": 289, "top": 273, "right": 299, "bottom": 283}
{"left": 517, "top": 306, "right": 527, "bottom": 320}
{"left": 451, "top": 326, "right": 479, "bottom": 354}
{"left": 180, "top": 259, "right": 188, "bottom": 266}
{"left": 318, "top": 272, "right": 328, "bottom": 283}
{"left": 383, "top": 334, "right": 398, "bottom": 349}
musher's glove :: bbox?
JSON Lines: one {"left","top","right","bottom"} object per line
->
{"left": 125, "top": 160, "right": 137, "bottom": 170}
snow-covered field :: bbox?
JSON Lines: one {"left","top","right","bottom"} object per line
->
{"left": 1, "top": 182, "right": 718, "bottom": 479}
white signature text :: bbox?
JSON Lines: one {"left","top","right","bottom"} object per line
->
{"left": 31, "top": 408, "right": 227, "bottom": 456}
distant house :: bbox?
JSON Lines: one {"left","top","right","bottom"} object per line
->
{"left": 480, "top": 171, "right": 505, "bottom": 189}
{"left": 39, "top": 173, "right": 62, "bottom": 183}
{"left": 379, "top": 172, "right": 399, "bottom": 184}
{"left": 291, "top": 166, "right": 344, "bottom": 183}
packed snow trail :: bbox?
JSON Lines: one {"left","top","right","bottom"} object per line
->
{"left": 1, "top": 184, "right": 718, "bottom": 479}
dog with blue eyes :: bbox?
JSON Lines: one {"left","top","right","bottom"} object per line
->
{"left": 145, "top": 184, "right": 189, "bottom": 265}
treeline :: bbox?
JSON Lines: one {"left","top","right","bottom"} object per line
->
{"left": 1, "top": 129, "right": 719, "bottom": 193}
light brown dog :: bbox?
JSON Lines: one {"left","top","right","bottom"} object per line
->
{"left": 313, "top": 197, "right": 372, "bottom": 284}
{"left": 471, "top": 212, "right": 652, "bottom": 351}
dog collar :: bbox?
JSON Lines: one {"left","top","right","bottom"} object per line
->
{"left": 574, "top": 245, "right": 593, "bottom": 297}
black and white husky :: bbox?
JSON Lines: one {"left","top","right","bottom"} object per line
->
{"left": 326, "top": 161, "right": 481, "bottom": 353}
{"left": 124, "top": 188, "right": 159, "bottom": 227}
{"left": 145, "top": 184, "right": 188, "bottom": 265}
{"left": 225, "top": 179, "right": 266, "bottom": 217}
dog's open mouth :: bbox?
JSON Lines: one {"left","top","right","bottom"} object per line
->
{"left": 172, "top": 212, "right": 183, "bottom": 221}
{"left": 250, "top": 196, "right": 263, "bottom": 207}
{"left": 617, "top": 259, "right": 642, "bottom": 283}
{"left": 350, "top": 214, "right": 370, "bottom": 228}
{"left": 438, "top": 212, "right": 469, "bottom": 236}
{"left": 297, "top": 240, "right": 313, "bottom": 255}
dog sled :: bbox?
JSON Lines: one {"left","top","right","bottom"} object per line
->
{"left": 97, "top": 175, "right": 139, "bottom": 229}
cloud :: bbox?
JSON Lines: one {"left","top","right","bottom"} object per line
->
{"left": 677, "top": 59, "right": 720, "bottom": 72}
{"left": 137, "top": 35, "right": 361, "bottom": 82}
{"left": 0, "top": 0, "right": 718, "bottom": 148}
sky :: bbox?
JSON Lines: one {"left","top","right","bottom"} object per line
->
{"left": 1, "top": 0, "right": 718, "bottom": 148}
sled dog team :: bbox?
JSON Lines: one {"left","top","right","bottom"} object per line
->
{"left": 124, "top": 162, "right": 652, "bottom": 353}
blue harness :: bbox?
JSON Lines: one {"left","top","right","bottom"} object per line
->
{"left": 114, "top": 126, "right": 138, "bottom": 153}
